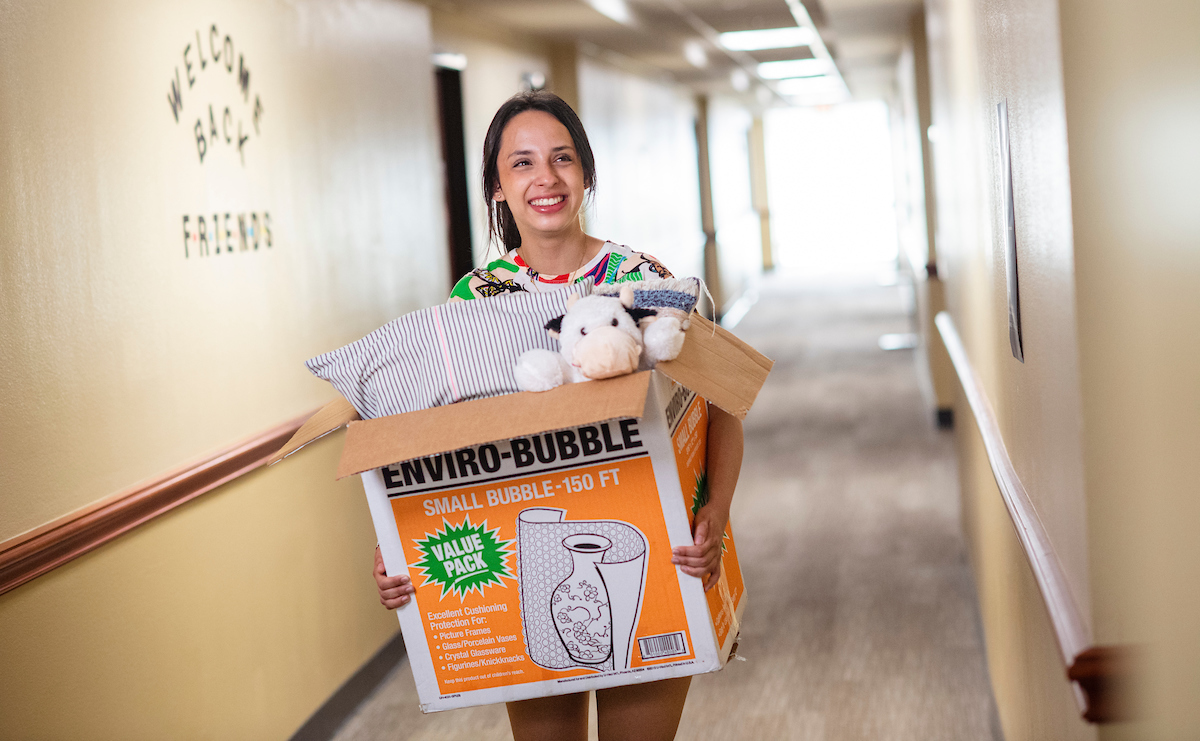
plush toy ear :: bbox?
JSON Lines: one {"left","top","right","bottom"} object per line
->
{"left": 619, "top": 285, "right": 635, "bottom": 309}
{"left": 566, "top": 293, "right": 580, "bottom": 309}
{"left": 627, "top": 307, "right": 658, "bottom": 322}
{"left": 545, "top": 314, "right": 564, "bottom": 338}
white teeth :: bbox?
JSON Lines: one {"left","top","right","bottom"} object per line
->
{"left": 530, "top": 196, "right": 565, "bottom": 206}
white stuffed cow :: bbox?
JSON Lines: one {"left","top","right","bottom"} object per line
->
{"left": 515, "top": 286, "right": 660, "bottom": 392}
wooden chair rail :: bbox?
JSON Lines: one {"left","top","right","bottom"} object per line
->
{"left": 0, "top": 409, "right": 319, "bottom": 597}
{"left": 934, "top": 312, "right": 1135, "bottom": 723}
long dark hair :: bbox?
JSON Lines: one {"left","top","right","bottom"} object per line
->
{"left": 482, "top": 91, "right": 596, "bottom": 254}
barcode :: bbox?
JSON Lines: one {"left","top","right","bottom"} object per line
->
{"left": 637, "top": 632, "right": 688, "bottom": 660}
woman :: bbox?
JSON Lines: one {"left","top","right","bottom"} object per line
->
{"left": 373, "top": 91, "right": 744, "bottom": 741}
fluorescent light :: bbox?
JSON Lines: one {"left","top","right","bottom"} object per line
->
{"left": 521, "top": 71, "right": 546, "bottom": 91}
{"left": 775, "top": 75, "right": 844, "bottom": 96}
{"left": 879, "top": 333, "right": 919, "bottom": 351}
{"left": 718, "top": 27, "right": 816, "bottom": 51}
{"left": 586, "top": 0, "right": 632, "bottom": 25}
{"left": 683, "top": 40, "right": 709, "bottom": 69}
{"left": 432, "top": 52, "right": 467, "bottom": 70}
{"left": 757, "top": 58, "right": 832, "bottom": 79}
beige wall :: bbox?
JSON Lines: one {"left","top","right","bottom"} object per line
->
{"left": 0, "top": 0, "right": 447, "bottom": 537}
{"left": 931, "top": 0, "right": 1200, "bottom": 736}
{"left": 0, "top": 0, "right": 444, "bottom": 736}
{"left": 0, "top": 433, "right": 394, "bottom": 741}
{"left": 894, "top": 37, "right": 932, "bottom": 283}
{"left": 1059, "top": 0, "right": 1200, "bottom": 735}
{"left": 924, "top": 0, "right": 1094, "bottom": 737}
{"left": 894, "top": 13, "right": 956, "bottom": 417}
{"left": 956, "top": 427, "right": 1097, "bottom": 741}
{"left": 707, "top": 95, "right": 764, "bottom": 309}
{"left": 578, "top": 55, "right": 705, "bottom": 281}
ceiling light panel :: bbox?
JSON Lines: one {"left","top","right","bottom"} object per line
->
{"left": 757, "top": 58, "right": 832, "bottom": 79}
{"left": 685, "top": 2, "right": 797, "bottom": 34}
{"left": 683, "top": 39, "right": 709, "bottom": 68}
{"left": 432, "top": 52, "right": 467, "bottom": 70}
{"left": 718, "top": 27, "right": 816, "bottom": 51}
{"left": 586, "top": 0, "right": 633, "bottom": 25}
{"left": 747, "top": 46, "right": 816, "bottom": 63}
{"left": 775, "top": 75, "right": 844, "bottom": 96}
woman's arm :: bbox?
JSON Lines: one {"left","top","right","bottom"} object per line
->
{"left": 671, "top": 403, "right": 743, "bottom": 591}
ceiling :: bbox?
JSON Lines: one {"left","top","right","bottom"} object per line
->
{"left": 427, "top": 0, "right": 920, "bottom": 102}
{"left": 821, "top": 0, "right": 921, "bottom": 98}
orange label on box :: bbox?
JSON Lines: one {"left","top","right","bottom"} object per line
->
{"left": 668, "top": 388, "right": 745, "bottom": 648}
{"left": 386, "top": 431, "right": 695, "bottom": 695}
{"left": 358, "top": 366, "right": 758, "bottom": 712}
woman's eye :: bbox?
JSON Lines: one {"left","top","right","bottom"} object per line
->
{"left": 611, "top": 318, "right": 618, "bottom": 326}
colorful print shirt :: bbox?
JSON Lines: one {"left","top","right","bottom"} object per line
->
{"left": 448, "top": 242, "right": 673, "bottom": 302}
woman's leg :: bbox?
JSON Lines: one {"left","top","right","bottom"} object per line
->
{"left": 595, "top": 676, "right": 691, "bottom": 741}
{"left": 506, "top": 692, "right": 589, "bottom": 741}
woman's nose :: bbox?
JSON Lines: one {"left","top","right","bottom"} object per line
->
{"left": 532, "top": 160, "right": 558, "bottom": 186}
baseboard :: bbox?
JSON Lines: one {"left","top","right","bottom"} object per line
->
{"left": 290, "top": 631, "right": 406, "bottom": 741}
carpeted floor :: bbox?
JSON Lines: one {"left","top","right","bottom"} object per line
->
{"left": 330, "top": 273, "right": 1001, "bottom": 741}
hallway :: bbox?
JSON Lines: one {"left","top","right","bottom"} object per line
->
{"left": 1, "top": 0, "right": 1196, "bottom": 736}
{"left": 332, "top": 274, "right": 1000, "bottom": 740}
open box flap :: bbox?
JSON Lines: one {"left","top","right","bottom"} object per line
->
{"left": 267, "top": 398, "right": 361, "bottom": 465}
{"left": 273, "top": 314, "right": 773, "bottom": 475}
{"left": 654, "top": 313, "right": 773, "bottom": 420}
{"left": 335, "top": 371, "right": 653, "bottom": 478}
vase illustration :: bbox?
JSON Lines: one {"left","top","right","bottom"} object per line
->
{"left": 552, "top": 534, "right": 613, "bottom": 665}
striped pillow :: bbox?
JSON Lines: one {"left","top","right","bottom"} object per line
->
{"left": 306, "top": 280, "right": 591, "bottom": 419}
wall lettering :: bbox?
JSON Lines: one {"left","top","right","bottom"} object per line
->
{"left": 167, "top": 23, "right": 273, "bottom": 260}
{"left": 166, "top": 23, "right": 263, "bottom": 166}
{"left": 181, "top": 212, "right": 272, "bottom": 259}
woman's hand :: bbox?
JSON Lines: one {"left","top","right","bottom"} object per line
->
{"left": 671, "top": 504, "right": 728, "bottom": 591}
{"left": 374, "top": 545, "right": 415, "bottom": 609}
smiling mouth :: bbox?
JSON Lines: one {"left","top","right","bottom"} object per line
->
{"left": 529, "top": 195, "right": 566, "bottom": 207}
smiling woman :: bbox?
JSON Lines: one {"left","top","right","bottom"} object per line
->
{"left": 373, "top": 90, "right": 746, "bottom": 741}
{"left": 449, "top": 92, "right": 673, "bottom": 300}
{"left": 484, "top": 94, "right": 595, "bottom": 255}
{"left": 489, "top": 105, "right": 601, "bottom": 276}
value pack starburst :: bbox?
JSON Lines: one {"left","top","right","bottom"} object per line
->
{"left": 277, "top": 315, "right": 771, "bottom": 712}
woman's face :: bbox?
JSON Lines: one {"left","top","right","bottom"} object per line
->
{"left": 493, "top": 110, "right": 586, "bottom": 244}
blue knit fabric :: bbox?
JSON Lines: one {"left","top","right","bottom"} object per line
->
{"left": 631, "top": 288, "right": 697, "bottom": 313}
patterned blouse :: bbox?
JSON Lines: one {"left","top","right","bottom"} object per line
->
{"left": 448, "top": 242, "right": 673, "bottom": 302}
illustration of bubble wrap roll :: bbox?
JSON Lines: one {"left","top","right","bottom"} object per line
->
{"left": 517, "top": 508, "right": 648, "bottom": 673}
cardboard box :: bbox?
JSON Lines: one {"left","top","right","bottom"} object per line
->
{"left": 275, "top": 315, "right": 772, "bottom": 712}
